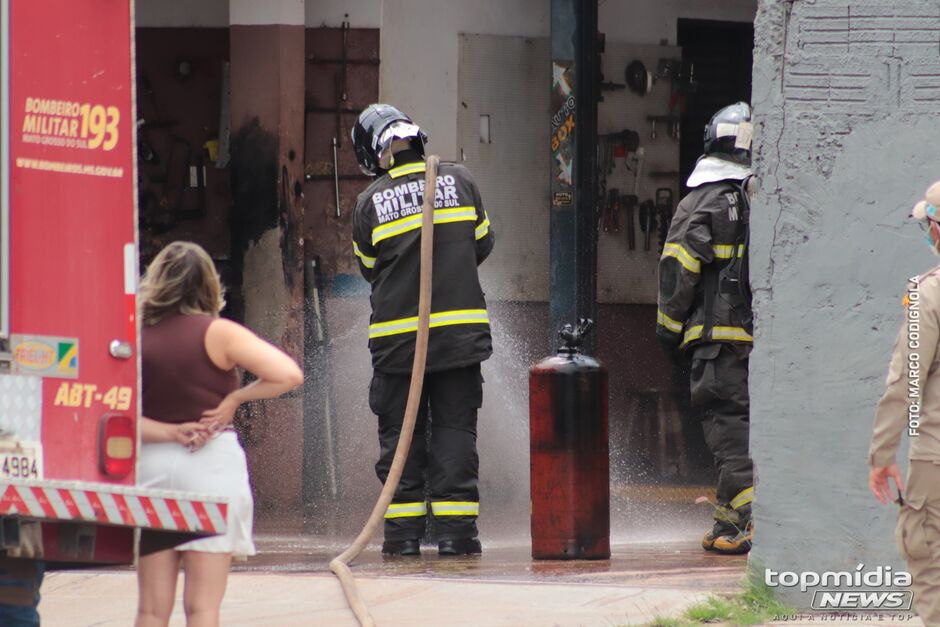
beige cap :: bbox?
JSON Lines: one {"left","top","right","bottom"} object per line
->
{"left": 926, "top": 181, "right": 940, "bottom": 207}
{"left": 912, "top": 181, "right": 940, "bottom": 219}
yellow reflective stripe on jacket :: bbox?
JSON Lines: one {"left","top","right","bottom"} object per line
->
{"left": 712, "top": 244, "right": 745, "bottom": 259}
{"left": 434, "top": 206, "right": 477, "bottom": 225}
{"left": 475, "top": 212, "right": 490, "bottom": 240}
{"left": 384, "top": 502, "right": 428, "bottom": 519}
{"left": 369, "top": 309, "right": 490, "bottom": 339}
{"left": 730, "top": 487, "right": 754, "bottom": 510}
{"left": 372, "top": 207, "right": 478, "bottom": 245}
{"left": 430, "top": 501, "right": 479, "bottom": 516}
{"left": 657, "top": 309, "right": 683, "bottom": 334}
{"left": 352, "top": 242, "right": 376, "bottom": 268}
{"left": 662, "top": 243, "right": 701, "bottom": 274}
{"left": 681, "top": 324, "right": 753, "bottom": 347}
{"left": 388, "top": 162, "right": 427, "bottom": 178}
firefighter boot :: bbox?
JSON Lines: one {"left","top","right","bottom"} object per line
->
{"left": 703, "top": 503, "right": 752, "bottom": 555}
{"left": 438, "top": 537, "right": 482, "bottom": 556}
{"left": 381, "top": 539, "right": 421, "bottom": 557}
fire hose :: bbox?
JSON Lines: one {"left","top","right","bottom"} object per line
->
{"left": 330, "top": 155, "right": 439, "bottom": 627}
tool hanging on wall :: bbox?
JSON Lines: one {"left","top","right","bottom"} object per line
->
{"left": 596, "top": 137, "right": 613, "bottom": 213}
{"left": 602, "top": 188, "right": 620, "bottom": 234}
{"left": 333, "top": 136, "right": 341, "bottom": 218}
{"left": 597, "top": 129, "right": 640, "bottom": 237}
{"left": 647, "top": 115, "right": 680, "bottom": 141}
{"left": 631, "top": 147, "right": 644, "bottom": 193}
{"left": 625, "top": 59, "right": 652, "bottom": 96}
{"left": 330, "top": 19, "right": 350, "bottom": 219}
{"left": 655, "top": 187, "right": 674, "bottom": 252}
{"left": 339, "top": 18, "right": 349, "bottom": 102}
{"left": 638, "top": 199, "right": 657, "bottom": 252}
{"left": 624, "top": 148, "right": 645, "bottom": 251}
{"left": 622, "top": 193, "right": 637, "bottom": 251}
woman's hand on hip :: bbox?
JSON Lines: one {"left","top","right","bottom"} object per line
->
{"left": 200, "top": 392, "right": 240, "bottom": 432}
{"left": 174, "top": 422, "right": 210, "bottom": 452}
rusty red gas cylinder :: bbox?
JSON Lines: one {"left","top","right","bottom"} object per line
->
{"left": 529, "top": 320, "right": 610, "bottom": 560}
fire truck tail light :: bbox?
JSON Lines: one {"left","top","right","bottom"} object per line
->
{"left": 106, "top": 436, "right": 133, "bottom": 458}
{"left": 99, "top": 414, "right": 135, "bottom": 478}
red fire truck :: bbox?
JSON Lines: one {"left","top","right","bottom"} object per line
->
{"left": 0, "top": 0, "right": 226, "bottom": 605}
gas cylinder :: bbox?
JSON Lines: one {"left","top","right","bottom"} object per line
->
{"left": 529, "top": 319, "right": 610, "bottom": 560}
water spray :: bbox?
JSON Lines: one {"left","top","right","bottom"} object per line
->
{"left": 329, "top": 155, "right": 439, "bottom": 627}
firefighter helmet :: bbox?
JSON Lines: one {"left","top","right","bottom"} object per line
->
{"left": 704, "top": 102, "right": 753, "bottom": 166}
{"left": 351, "top": 104, "right": 427, "bottom": 176}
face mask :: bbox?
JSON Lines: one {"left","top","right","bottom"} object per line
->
{"left": 926, "top": 219, "right": 940, "bottom": 257}
{"left": 911, "top": 201, "right": 940, "bottom": 255}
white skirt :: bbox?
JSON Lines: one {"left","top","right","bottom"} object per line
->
{"left": 138, "top": 431, "right": 256, "bottom": 558}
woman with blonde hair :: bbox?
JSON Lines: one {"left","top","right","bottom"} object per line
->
{"left": 135, "top": 241, "right": 302, "bottom": 627}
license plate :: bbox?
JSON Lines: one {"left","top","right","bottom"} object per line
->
{"left": 0, "top": 443, "right": 43, "bottom": 480}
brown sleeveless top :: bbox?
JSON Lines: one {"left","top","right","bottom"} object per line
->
{"left": 142, "top": 314, "right": 239, "bottom": 424}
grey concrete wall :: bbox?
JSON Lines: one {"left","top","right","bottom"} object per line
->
{"left": 750, "top": 0, "right": 940, "bottom": 607}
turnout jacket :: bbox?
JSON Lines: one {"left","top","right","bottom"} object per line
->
{"left": 352, "top": 155, "right": 495, "bottom": 374}
{"left": 870, "top": 268, "right": 940, "bottom": 467}
{"left": 656, "top": 179, "right": 753, "bottom": 351}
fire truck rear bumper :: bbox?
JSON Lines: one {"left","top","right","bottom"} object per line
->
{"left": 0, "top": 479, "right": 227, "bottom": 537}
{"left": 0, "top": 479, "right": 228, "bottom": 565}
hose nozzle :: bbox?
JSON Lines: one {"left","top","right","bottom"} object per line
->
{"left": 558, "top": 318, "right": 594, "bottom": 354}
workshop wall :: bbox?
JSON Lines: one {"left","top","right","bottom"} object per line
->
{"left": 381, "top": 0, "right": 755, "bottom": 162}
{"left": 135, "top": 0, "right": 228, "bottom": 27}
{"left": 303, "top": 27, "right": 380, "bottom": 280}
{"left": 306, "top": 0, "right": 382, "bottom": 28}
{"left": 458, "top": 34, "right": 549, "bottom": 303}
{"left": 135, "top": 0, "right": 383, "bottom": 29}
{"left": 602, "top": 0, "right": 757, "bottom": 46}
{"left": 384, "top": 0, "right": 756, "bottom": 304}
{"left": 382, "top": 0, "right": 550, "bottom": 162}
{"left": 456, "top": 34, "right": 710, "bottom": 487}
{"left": 457, "top": 36, "right": 682, "bottom": 305}
{"left": 134, "top": 29, "right": 231, "bottom": 265}
{"left": 596, "top": 42, "right": 682, "bottom": 305}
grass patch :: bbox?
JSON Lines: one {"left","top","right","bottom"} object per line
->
{"left": 643, "top": 575, "right": 795, "bottom": 626}
{"left": 647, "top": 618, "right": 686, "bottom": 627}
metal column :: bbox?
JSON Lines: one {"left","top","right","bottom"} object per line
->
{"left": 549, "top": 0, "right": 598, "bottom": 353}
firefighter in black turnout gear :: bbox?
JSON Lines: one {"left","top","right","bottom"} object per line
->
{"left": 351, "top": 104, "right": 495, "bottom": 557}
{"left": 656, "top": 102, "right": 755, "bottom": 555}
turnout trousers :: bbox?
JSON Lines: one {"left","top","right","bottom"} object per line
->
{"left": 690, "top": 343, "right": 753, "bottom": 507}
{"left": 370, "top": 363, "right": 483, "bottom": 542}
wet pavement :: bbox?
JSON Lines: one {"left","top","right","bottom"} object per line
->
{"left": 40, "top": 490, "right": 750, "bottom": 625}
{"left": 241, "top": 535, "right": 747, "bottom": 592}
{"left": 235, "top": 486, "right": 746, "bottom": 592}
{"left": 39, "top": 516, "right": 924, "bottom": 626}
{"left": 40, "top": 537, "right": 744, "bottom": 627}
{"left": 41, "top": 568, "right": 715, "bottom": 626}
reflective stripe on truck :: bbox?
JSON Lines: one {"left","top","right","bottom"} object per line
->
{"left": 0, "top": 480, "right": 227, "bottom": 535}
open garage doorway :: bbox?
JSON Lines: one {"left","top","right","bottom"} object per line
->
{"left": 678, "top": 18, "right": 755, "bottom": 196}
{"left": 458, "top": 9, "right": 755, "bottom": 537}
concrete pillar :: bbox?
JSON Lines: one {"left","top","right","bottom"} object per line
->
{"left": 750, "top": 0, "right": 940, "bottom": 608}
{"left": 228, "top": 0, "right": 305, "bottom": 513}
